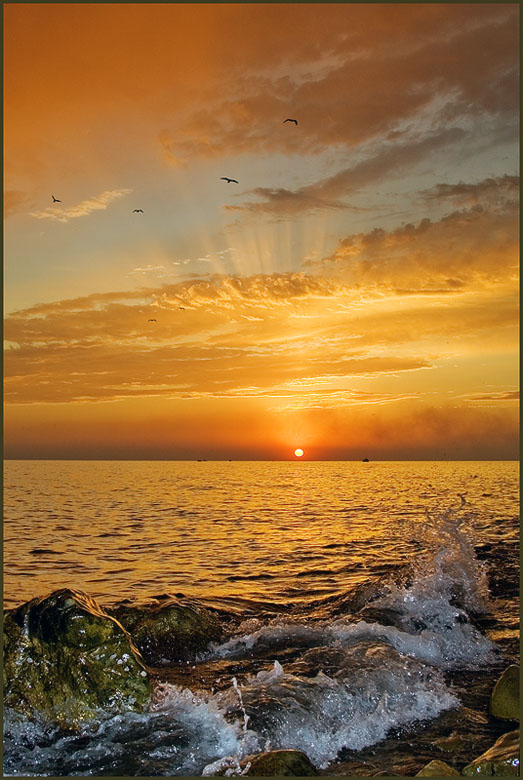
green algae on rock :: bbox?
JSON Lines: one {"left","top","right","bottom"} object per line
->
{"left": 240, "top": 750, "right": 319, "bottom": 776}
{"left": 489, "top": 665, "right": 520, "bottom": 721}
{"left": 109, "top": 596, "right": 223, "bottom": 665}
{"left": 208, "top": 750, "right": 319, "bottom": 776}
{"left": 3, "top": 589, "right": 152, "bottom": 729}
{"left": 462, "top": 729, "right": 520, "bottom": 776}
{"left": 415, "top": 759, "right": 460, "bottom": 776}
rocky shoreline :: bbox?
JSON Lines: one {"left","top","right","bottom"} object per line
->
{"left": 3, "top": 588, "right": 520, "bottom": 776}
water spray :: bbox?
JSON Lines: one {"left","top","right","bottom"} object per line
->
{"left": 232, "top": 676, "right": 250, "bottom": 735}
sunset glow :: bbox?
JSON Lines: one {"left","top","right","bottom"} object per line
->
{"left": 2, "top": 8, "right": 521, "bottom": 768}
{"left": 4, "top": 3, "right": 519, "bottom": 460}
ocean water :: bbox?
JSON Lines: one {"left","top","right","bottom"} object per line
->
{"left": 3, "top": 460, "right": 520, "bottom": 776}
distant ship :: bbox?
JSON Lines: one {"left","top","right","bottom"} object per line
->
{"left": 362, "top": 457, "right": 370, "bottom": 462}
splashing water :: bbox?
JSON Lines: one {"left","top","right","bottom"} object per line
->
{"left": 408, "top": 500, "right": 490, "bottom": 615}
{"left": 232, "top": 677, "right": 250, "bottom": 735}
{"left": 211, "top": 648, "right": 458, "bottom": 769}
{"left": 4, "top": 491, "right": 516, "bottom": 776}
{"left": 327, "top": 502, "right": 496, "bottom": 669}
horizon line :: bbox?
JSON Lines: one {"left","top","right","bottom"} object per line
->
{"left": 4, "top": 457, "right": 519, "bottom": 463}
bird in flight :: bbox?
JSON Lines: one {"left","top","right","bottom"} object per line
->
{"left": 283, "top": 118, "right": 298, "bottom": 125}
{"left": 148, "top": 318, "right": 157, "bottom": 322}
{"left": 133, "top": 209, "right": 144, "bottom": 213}
{"left": 179, "top": 307, "right": 186, "bottom": 310}
{"left": 221, "top": 177, "right": 238, "bottom": 184}
{"left": 52, "top": 195, "right": 61, "bottom": 202}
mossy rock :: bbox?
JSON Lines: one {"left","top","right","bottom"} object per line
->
{"left": 243, "top": 750, "right": 319, "bottom": 776}
{"left": 489, "top": 665, "right": 519, "bottom": 721}
{"left": 3, "top": 589, "right": 152, "bottom": 729}
{"left": 209, "top": 750, "right": 319, "bottom": 777}
{"left": 109, "top": 597, "right": 223, "bottom": 665}
{"left": 462, "top": 729, "right": 520, "bottom": 776}
{"left": 415, "top": 759, "right": 460, "bottom": 776}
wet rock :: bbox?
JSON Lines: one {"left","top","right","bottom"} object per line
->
{"left": 372, "top": 771, "right": 402, "bottom": 776}
{"left": 328, "top": 761, "right": 380, "bottom": 776}
{"left": 415, "top": 759, "right": 460, "bottom": 775}
{"left": 244, "top": 749, "right": 319, "bottom": 776}
{"left": 207, "top": 750, "right": 319, "bottom": 777}
{"left": 332, "top": 579, "right": 394, "bottom": 616}
{"left": 109, "top": 596, "right": 223, "bottom": 665}
{"left": 462, "top": 729, "right": 520, "bottom": 776}
{"left": 432, "top": 732, "right": 465, "bottom": 753}
{"left": 356, "top": 605, "right": 413, "bottom": 630}
{"left": 489, "top": 665, "right": 519, "bottom": 721}
{"left": 3, "top": 589, "right": 152, "bottom": 729}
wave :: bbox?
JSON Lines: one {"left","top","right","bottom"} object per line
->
{"left": 205, "top": 647, "right": 458, "bottom": 769}
{"left": 3, "top": 502, "right": 503, "bottom": 776}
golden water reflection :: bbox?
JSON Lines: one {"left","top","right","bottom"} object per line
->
{"left": 4, "top": 460, "right": 519, "bottom": 609}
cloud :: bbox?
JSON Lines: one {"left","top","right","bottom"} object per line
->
{"left": 177, "top": 386, "right": 421, "bottom": 411}
{"left": 4, "top": 258, "right": 517, "bottom": 407}
{"left": 224, "top": 127, "right": 467, "bottom": 217}
{"left": 420, "top": 175, "right": 519, "bottom": 208}
{"left": 292, "top": 402, "right": 519, "bottom": 460}
{"left": 30, "top": 188, "right": 132, "bottom": 223}
{"left": 128, "top": 265, "right": 168, "bottom": 278}
{"left": 8, "top": 289, "right": 152, "bottom": 319}
{"left": 225, "top": 186, "right": 348, "bottom": 216}
{"left": 158, "top": 5, "right": 518, "bottom": 163}
{"left": 463, "top": 390, "right": 519, "bottom": 403}
{"left": 309, "top": 193, "right": 519, "bottom": 294}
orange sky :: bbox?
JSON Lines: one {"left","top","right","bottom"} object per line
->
{"left": 4, "top": 3, "right": 519, "bottom": 459}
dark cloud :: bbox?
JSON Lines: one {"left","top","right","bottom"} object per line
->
{"left": 161, "top": 5, "right": 518, "bottom": 162}
{"left": 300, "top": 403, "right": 519, "bottom": 460}
{"left": 421, "top": 174, "right": 519, "bottom": 208}
{"left": 225, "top": 127, "right": 467, "bottom": 217}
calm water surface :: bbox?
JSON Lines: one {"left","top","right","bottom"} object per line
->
{"left": 4, "top": 460, "right": 519, "bottom": 609}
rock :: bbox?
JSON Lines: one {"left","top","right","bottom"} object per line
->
{"left": 109, "top": 596, "right": 223, "bottom": 665}
{"left": 356, "top": 605, "right": 419, "bottom": 631}
{"left": 415, "top": 759, "right": 460, "bottom": 775}
{"left": 243, "top": 750, "right": 319, "bottom": 776}
{"left": 432, "top": 732, "right": 464, "bottom": 753}
{"left": 373, "top": 772, "right": 402, "bottom": 776}
{"left": 489, "top": 665, "right": 520, "bottom": 721}
{"left": 462, "top": 729, "right": 520, "bottom": 776}
{"left": 205, "top": 750, "right": 319, "bottom": 777}
{"left": 3, "top": 589, "right": 152, "bottom": 729}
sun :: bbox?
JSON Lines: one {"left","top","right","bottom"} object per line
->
{"left": 294, "top": 448, "right": 304, "bottom": 458}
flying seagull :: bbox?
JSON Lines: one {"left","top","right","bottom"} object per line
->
{"left": 133, "top": 209, "right": 144, "bottom": 213}
{"left": 221, "top": 177, "right": 238, "bottom": 184}
{"left": 148, "top": 318, "right": 157, "bottom": 322}
{"left": 283, "top": 118, "right": 298, "bottom": 125}
{"left": 52, "top": 195, "right": 61, "bottom": 202}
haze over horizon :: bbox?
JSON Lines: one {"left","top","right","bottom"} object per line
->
{"left": 4, "top": 3, "right": 519, "bottom": 461}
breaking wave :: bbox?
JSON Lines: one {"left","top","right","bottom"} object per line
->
{"left": 3, "top": 502, "right": 507, "bottom": 775}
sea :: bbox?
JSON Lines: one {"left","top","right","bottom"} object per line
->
{"left": 3, "top": 460, "right": 520, "bottom": 777}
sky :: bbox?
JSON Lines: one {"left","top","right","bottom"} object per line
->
{"left": 4, "top": 2, "right": 519, "bottom": 460}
